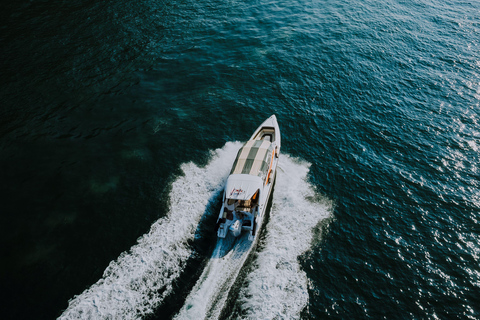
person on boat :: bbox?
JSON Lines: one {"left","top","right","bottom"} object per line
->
{"left": 226, "top": 199, "right": 235, "bottom": 211}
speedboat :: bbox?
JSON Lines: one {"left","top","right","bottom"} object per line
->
{"left": 215, "top": 115, "right": 281, "bottom": 241}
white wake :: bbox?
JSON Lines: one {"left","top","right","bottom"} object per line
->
{"left": 59, "top": 142, "right": 242, "bottom": 320}
{"left": 59, "top": 144, "right": 332, "bottom": 320}
{"left": 173, "top": 227, "right": 253, "bottom": 320}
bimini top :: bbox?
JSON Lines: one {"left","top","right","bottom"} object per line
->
{"left": 230, "top": 139, "right": 274, "bottom": 178}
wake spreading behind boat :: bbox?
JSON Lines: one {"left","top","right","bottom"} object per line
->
{"left": 215, "top": 115, "right": 281, "bottom": 241}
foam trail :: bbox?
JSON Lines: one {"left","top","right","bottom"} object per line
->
{"left": 59, "top": 142, "right": 242, "bottom": 320}
{"left": 173, "top": 231, "right": 253, "bottom": 320}
{"left": 236, "top": 155, "right": 332, "bottom": 319}
{"left": 174, "top": 155, "right": 332, "bottom": 320}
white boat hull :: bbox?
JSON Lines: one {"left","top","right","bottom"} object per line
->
{"left": 216, "top": 115, "right": 281, "bottom": 241}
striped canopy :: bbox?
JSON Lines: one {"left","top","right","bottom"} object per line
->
{"left": 230, "top": 140, "right": 273, "bottom": 177}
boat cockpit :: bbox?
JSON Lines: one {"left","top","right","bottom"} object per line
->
{"left": 253, "top": 127, "right": 276, "bottom": 142}
{"left": 216, "top": 189, "right": 260, "bottom": 237}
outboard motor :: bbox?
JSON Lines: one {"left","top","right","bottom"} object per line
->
{"left": 229, "top": 219, "right": 243, "bottom": 237}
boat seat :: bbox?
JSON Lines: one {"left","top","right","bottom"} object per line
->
{"left": 261, "top": 134, "right": 272, "bottom": 141}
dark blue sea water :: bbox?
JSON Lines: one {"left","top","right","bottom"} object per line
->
{"left": 1, "top": 0, "right": 479, "bottom": 319}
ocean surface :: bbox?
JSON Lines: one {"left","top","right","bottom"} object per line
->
{"left": 1, "top": 0, "right": 479, "bottom": 319}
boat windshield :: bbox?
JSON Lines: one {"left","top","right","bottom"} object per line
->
{"left": 230, "top": 140, "right": 273, "bottom": 178}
